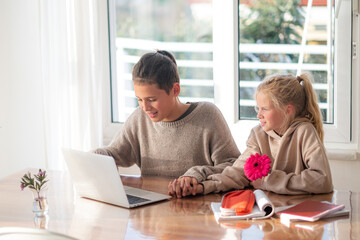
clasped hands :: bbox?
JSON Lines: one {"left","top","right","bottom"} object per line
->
{"left": 168, "top": 176, "right": 203, "bottom": 198}
{"left": 168, "top": 176, "right": 263, "bottom": 199}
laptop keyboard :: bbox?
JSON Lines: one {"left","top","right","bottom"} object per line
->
{"left": 126, "top": 194, "right": 150, "bottom": 205}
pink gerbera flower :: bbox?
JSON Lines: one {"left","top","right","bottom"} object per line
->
{"left": 244, "top": 153, "right": 271, "bottom": 181}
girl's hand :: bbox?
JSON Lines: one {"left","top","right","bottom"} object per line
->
{"left": 168, "top": 177, "right": 203, "bottom": 198}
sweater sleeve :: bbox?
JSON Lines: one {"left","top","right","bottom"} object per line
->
{"left": 261, "top": 126, "right": 333, "bottom": 195}
{"left": 92, "top": 113, "right": 141, "bottom": 168}
{"left": 181, "top": 104, "right": 240, "bottom": 182}
{"left": 199, "top": 129, "right": 260, "bottom": 194}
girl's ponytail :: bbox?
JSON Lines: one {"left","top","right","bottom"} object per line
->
{"left": 296, "top": 73, "right": 324, "bottom": 142}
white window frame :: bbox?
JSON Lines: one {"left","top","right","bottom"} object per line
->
{"left": 325, "top": 0, "right": 360, "bottom": 153}
{"left": 104, "top": 0, "right": 360, "bottom": 154}
{"left": 326, "top": 0, "right": 351, "bottom": 143}
{"left": 103, "top": 0, "right": 119, "bottom": 145}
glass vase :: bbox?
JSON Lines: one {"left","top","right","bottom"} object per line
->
{"left": 31, "top": 187, "right": 49, "bottom": 217}
{"left": 34, "top": 213, "right": 49, "bottom": 229}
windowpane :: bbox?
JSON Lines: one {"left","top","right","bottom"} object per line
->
{"left": 238, "top": 0, "right": 334, "bottom": 123}
{"left": 109, "top": 0, "right": 213, "bottom": 123}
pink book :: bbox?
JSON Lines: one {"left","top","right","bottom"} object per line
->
{"left": 277, "top": 200, "right": 345, "bottom": 226}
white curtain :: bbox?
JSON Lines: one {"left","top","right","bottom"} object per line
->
{"left": 39, "top": 0, "right": 108, "bottom": 170}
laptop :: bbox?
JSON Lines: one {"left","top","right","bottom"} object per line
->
{"left": 62, "top": 148, "right": 171, "bottom": 208}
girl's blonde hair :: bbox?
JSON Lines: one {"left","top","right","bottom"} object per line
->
{"left": 256, "top": 73, "right": 324, "bottom": 142}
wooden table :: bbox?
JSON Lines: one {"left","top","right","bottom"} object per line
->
{"left": 0, "top": 169, "right": 359, "bottom": 240}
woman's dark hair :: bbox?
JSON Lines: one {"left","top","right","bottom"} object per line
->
{"left": 132, "top": 50, "right": 179, "bottom": 94}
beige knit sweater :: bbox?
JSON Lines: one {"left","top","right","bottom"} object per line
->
{"left": 186, "top": 121, "right": 333, "bottom": 195}
{"left": 94, "top": 102, "right": 240, "bottom": 178}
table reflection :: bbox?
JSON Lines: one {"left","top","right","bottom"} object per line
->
{"left": 1, "top": 170, "right": 358, "bottom": 240}
{"left": 127, "top": 195, "right": 225, "bottom": 239}
{"left": 68, "top": 197, "right": 130, "bottom": 240}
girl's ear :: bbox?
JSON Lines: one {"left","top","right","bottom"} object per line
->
{"left": 172, "top": 83, "right": 181, "bottom": 97}
{"left": 286, "top": 104, "right": 295, "bottom": 117}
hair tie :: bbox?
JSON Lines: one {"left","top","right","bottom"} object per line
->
{"left": 296, "top": 76, "right": 303, "bottom": 84}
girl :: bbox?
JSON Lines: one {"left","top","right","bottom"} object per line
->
{"left": 94, "top": 50, "right": 239, "bottom": 179}
{"left": 169, "top": 73, "right": 333, "bottom": 197}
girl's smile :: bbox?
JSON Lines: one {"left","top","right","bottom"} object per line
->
{"left": 147, "top": 111, "right": 158, "bottom": 119}
{"left": 134, "top": 82, "right": 187, "bottom": 122}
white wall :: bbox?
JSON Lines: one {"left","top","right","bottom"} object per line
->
{"left": 330, "top": 160, "right": 360, "bottom": 192}
{"left": 0, "top": 0, "right": 47, "bottom": 178}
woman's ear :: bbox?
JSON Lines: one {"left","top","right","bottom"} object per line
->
{"left": 172, "top": 83, "right": 181, "bottom": 97}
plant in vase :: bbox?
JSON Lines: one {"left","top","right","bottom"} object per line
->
{"left": 20, "top": 169, "right": 49, "bottom": 216}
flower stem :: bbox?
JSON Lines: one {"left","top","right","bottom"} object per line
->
{"left": 37, "top": 191, "right": 42, "bottom": 209}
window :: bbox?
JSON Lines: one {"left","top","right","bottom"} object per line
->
{"left": 108, "top": 0, "right": 213, "bottom": 123}
{"left": 239, "top": 1, "right": 333, "bottom": 122}
{"left": 107, "top": 0, "right": 355, "bottom": 148}
{"left": 236, "top": 0, "right": 352, "bottom": 144}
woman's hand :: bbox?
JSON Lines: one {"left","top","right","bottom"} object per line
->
{"left": 168, "top": 177, "right": 203, "bottom": 198}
